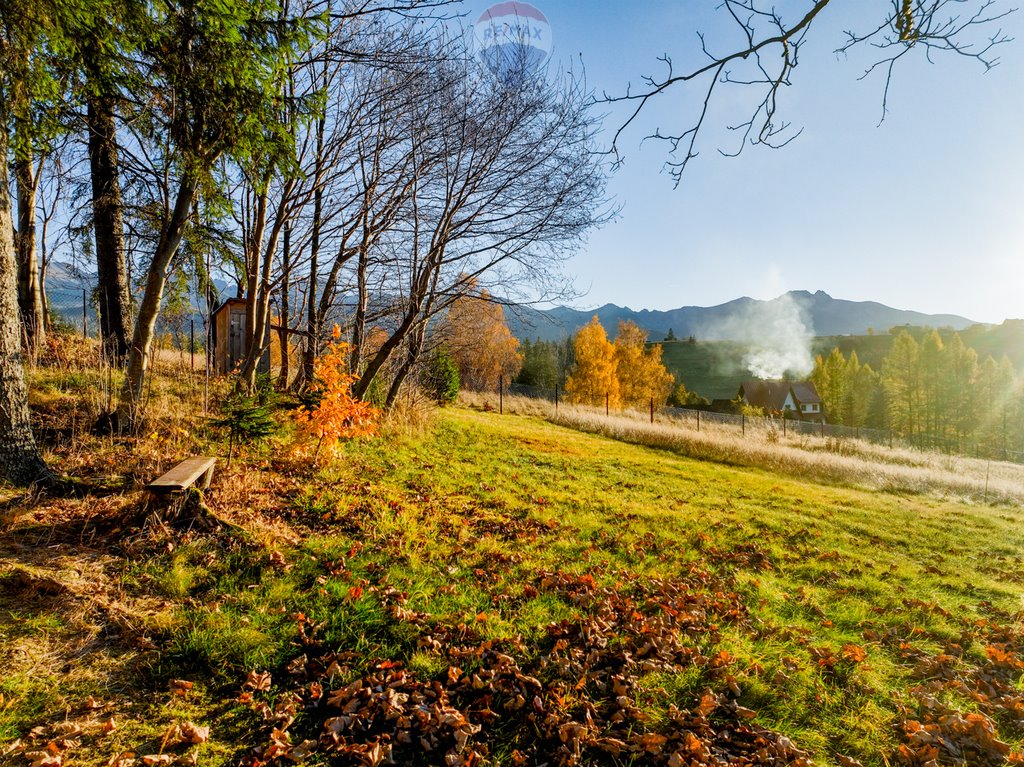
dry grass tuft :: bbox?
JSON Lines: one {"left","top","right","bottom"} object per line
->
{"left": 378, "top": 385, "right": 438, "bottom": 438}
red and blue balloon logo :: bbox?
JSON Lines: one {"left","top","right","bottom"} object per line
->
{"left": 475, "top": 2, "right": 552, "bottom": 85}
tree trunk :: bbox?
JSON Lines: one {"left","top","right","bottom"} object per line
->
{"left": 244, "top": 177, "right": 271, "bottom": 355}
{"left": 353, "top": 294, "right": 424, "bottom": 400}
{"left": 239, "top": 178, "right": 293, "bottom": 392}
{"left": 276, "top": 222, "right": 290, "bottom": 389}
{"left": 14, "top": 153, "right": 44, "bottom": 354}
{"left": 115, "top": 174, "right": 197, "bottom": 430}
{"left": 302, "top": 182, "right": 322, "bottom": 387}
{"left": 384, "top": 321, "right": 426, "bottom": 408}
{"left": 349, "top": 220, "right": 370, "bottom": 375}
{"left": 0, "top": 104, "right": 48, "bottom": 485}
{"left": 87, "top": 93, "right": 132, "bottom": 363}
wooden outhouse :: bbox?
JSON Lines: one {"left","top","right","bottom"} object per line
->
{"left": 211, "top": 298, "right": 272, "bottom": 375}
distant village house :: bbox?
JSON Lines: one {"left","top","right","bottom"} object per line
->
{"left": 738, "top": 379, "right": 824, "bottom": 422}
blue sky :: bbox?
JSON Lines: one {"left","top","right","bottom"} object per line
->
{"left": 479, "top": 1, "right": 1024, "bottom": 324}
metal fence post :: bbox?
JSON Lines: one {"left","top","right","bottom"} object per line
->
{"left": 742, "top": 414, "right": 745, "bottom": 435}
{"left": 82, "top": 289, "right": 88, "bottom": 339}
{"left": 650, "top": 398, "right": 654, "bottom": 424}
{"left": 190, "top": 318, "right": 195, "bottom": 372}
{"left": 605, "top": 392, "right": 609, "bottom": 417}
{"left": 499, "top": 376, "right": 503, "bottom": 415}
{"left": 697, "top": 410, "right": 700, "bottom": 432}
{"left": 554, "top": 384, "right": 558, "bottom": 413}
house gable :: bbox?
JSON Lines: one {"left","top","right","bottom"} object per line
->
{"left": 739, "top": 379, "right": 825, "bottom": 421}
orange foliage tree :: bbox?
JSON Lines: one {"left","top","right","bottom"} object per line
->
{"left": 296, "top": 327, "right": 380, "bottom": 460}
{"left": 565, "top": 318, "right": 674, "bottom": 409}
{"left": 446, "top": 288, "right": 522, "bottom": 391}
{"left": 613, "top": 320, "right": 674, "bottom": 407}
{"left": 565, "top": 317, "right": 620, "bottom": 407}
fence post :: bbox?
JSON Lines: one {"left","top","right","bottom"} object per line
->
{"left": 554, "top": 383, "right": 558, "bottom": 413}
{"left": 783, "top": 416, "right": 786, "bottom": 437}
{"left": 650, "top": 398, "right": 654, "bottom": 424}
{"left": 82, "top": 289, "right": 88, "bottom": 339}
{"left": 190, "top": 318, "right": 195, "bottom": 372}
{"left": 605, "top": 392, "right": 609, "bottom": 417}
{"left": 742, "top": 414, "right": 745, "bottom": 435}
{"left": 889, "top": 429, "right": 893, "bottom": 449}
{"left": 696, "top": 410, "right": 700, "bottom": 432}
{"left": 821, "top": 420, "right": 825, "bottom": 438}
{"left": 499, "top": 376, "right": 503, "bottom": 415}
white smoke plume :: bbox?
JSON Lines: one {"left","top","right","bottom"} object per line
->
{"left": 703, "top": 293, "right": 815, "bottom": 379}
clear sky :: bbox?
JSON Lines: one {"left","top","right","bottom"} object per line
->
{"left": 478, "top": 1, "right": 1024, "bottom": 324}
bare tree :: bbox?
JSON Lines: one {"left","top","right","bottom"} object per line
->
{"left": 224, "top": 2, "right": 461, "bottom": 393}
{"left": 342, "top": 38, "right": 610, "bottom": 405}
{"left": 110, "top": 0, "right": 314, "bottom": 430}
{"left": 607, "top": 0, "right": 1014, "bottom": 185}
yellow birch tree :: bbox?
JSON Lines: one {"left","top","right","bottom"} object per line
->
{"left": 613, "top": 320, "right": 674, "bottom": 407}
{"left": 565, "top": 317, "right": 620, "bottom": 407}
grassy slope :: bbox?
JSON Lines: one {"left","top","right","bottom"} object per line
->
{"left": 4, "top": 403, "right": 1024, "bottom": 765}
{"left": 355, "top": 409, "right": 1024, "bottom": 759}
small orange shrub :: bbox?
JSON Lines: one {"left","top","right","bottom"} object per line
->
{"left": 296, "top": 327, "right": 379, "bottom": 460}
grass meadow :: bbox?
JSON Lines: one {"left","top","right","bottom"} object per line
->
{"left": 3, "top": 362, "right": 1024, "bottom": 765}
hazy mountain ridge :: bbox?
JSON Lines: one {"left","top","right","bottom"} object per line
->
{"left": 508, "top": 290, "right": 979, "bottom": 342}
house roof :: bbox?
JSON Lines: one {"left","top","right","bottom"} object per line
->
{"left": 739, "top": 379, "right": 822, "bottom": 410}
{"left": 739, "top": 380, "right": 792, "bottom": 411}
{"left": 212, "top": 297, "right": 248, "bottom": 320}
{"left": 790, "top": 381, "right": 822, "bottom": 404}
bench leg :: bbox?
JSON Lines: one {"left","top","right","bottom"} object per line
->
{"left": 201, "top": 466, "right": 215, "bottom": 490}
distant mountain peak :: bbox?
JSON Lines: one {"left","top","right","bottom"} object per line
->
{"left": 507, "top": 291, "right": 978, "bottom": 342}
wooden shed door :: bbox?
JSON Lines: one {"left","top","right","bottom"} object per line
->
{"left": 228, "top": 308, "right": 247, "bottom": 369}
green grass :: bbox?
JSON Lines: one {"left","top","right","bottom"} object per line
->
{"left": 5, "top": 405, "right": 1024, "bottom": 765}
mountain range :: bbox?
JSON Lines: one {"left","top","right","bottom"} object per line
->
{"left": 506, "top": 290, "right": 979, "bottom": 342}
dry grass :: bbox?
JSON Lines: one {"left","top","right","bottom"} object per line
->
{"left": 460, "top": 391, "right": 1024, "bottom": 504}
{"left": 377, "top": 385, "right": 439, "bottom": 439}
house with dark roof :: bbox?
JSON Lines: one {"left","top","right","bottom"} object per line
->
{"left": 738, "top": 379, "right": 824, "bottom": 422}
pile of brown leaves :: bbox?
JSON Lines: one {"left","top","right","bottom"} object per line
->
{"left": 240, "top": 566, "right": 812, "bottom": 766}
{"left": 868, "top": 600, "right": 1024, "bottom": 766}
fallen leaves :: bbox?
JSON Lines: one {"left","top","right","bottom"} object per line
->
{"left": 168, "top": 680, "right": 193, "bottom": 697}
{"left": 239, "top": 568, "right": 813, "bottom": 766}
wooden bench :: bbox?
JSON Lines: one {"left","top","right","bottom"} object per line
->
{"left": 147, "top": 457, "right": 217, "bottom": 496}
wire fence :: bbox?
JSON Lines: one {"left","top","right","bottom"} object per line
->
{"left": 46, "top": 288, "right": 208, "bottom": 354}
{"left": 501, "top": 380, "right": 1024, "bottom": 466}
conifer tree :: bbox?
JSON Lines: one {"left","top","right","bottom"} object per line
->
{"left": 940, "top": 333, "right": 978, "bottom": 442}
{"left": 843, "top": 351, "right": 878, "bottom": 428}
{"left": 882, "top": 331, "right": 921, "bottom": 439}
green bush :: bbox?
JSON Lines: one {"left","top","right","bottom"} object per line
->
{"left": 421, "top": 347, "right": 460, "bottom": 405}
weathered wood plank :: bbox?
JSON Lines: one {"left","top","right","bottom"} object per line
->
{"left": 147, "top": 457, "right": 216, "bottom": 494}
